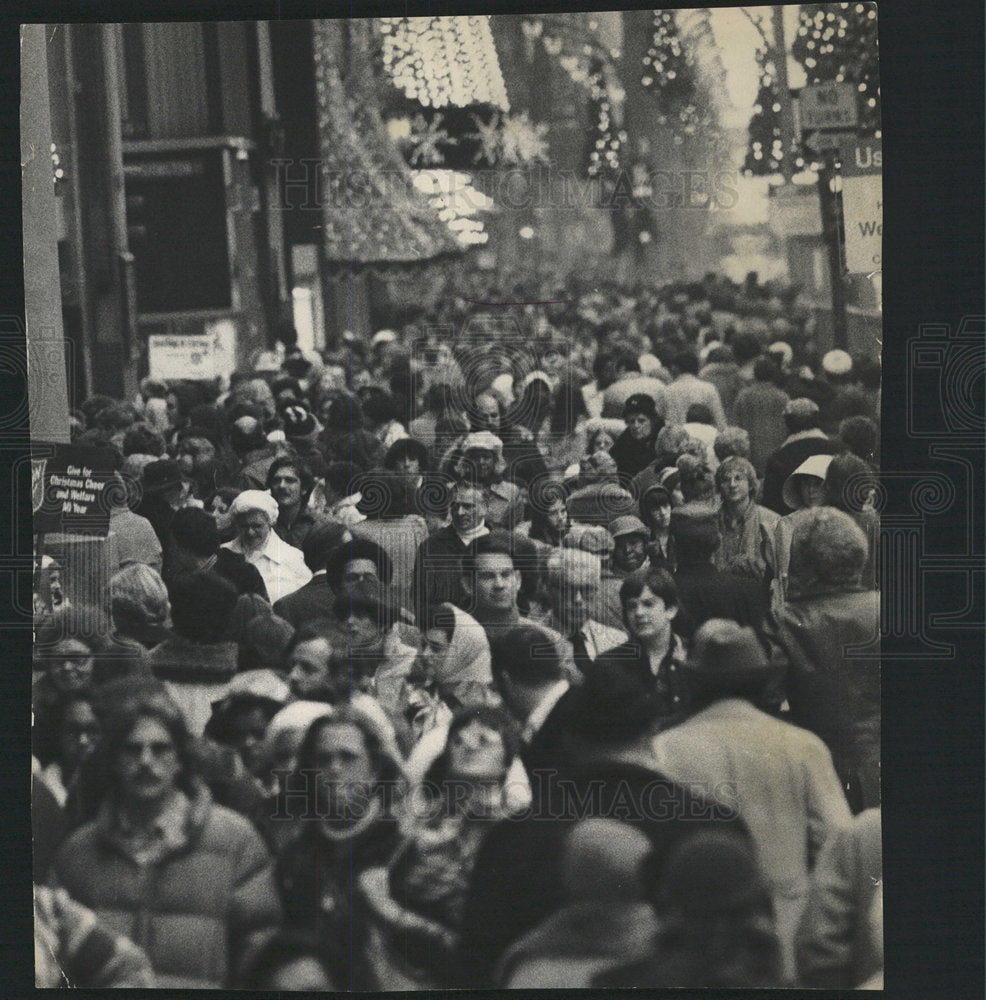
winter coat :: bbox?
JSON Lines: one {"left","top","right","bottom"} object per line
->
{"left": 277, "top": 810, "right": 402, "bottom": 989}
{"left": 731, "top": 381, "right": 791, "bottom": 475}
{"left": 34, "top": 884, "right": 156, "bottom": 988}
{"left": 768, "top": 588, "right": 881, "bottom": 811}
{"left": 652, "top": 698, "right": 852, "bottom": 980}
{"left": 49, "top": 784, "right": 281, "bottom": 988}
{"left": 609, "top": 428, "right": 659, "bottom": 479}
{"left": 148, "top": 635, "right": 240, "bottom": 736}
{"left": 795, "top": 807, "right": 883, "bottom": 989}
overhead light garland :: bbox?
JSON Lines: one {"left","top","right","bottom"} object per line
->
{"left": 379, "top": 16, "right": 510, "bottom": 112}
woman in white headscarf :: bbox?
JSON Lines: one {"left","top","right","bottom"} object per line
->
{"left": 221, "top": 490, "right": 311, "bottom": 604}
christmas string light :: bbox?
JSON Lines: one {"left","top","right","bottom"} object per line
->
{"left": 380, "top": 15, "right": 510, "bottom": 112}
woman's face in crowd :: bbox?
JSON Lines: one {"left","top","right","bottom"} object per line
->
{"left": 178, "top": 438, "right": 215, "bottom": 476}
{"left": 58, "top": 700, "right": 100, "bottom": 773}
{"left": 419, "top": 628, "right": 451, "bottom": 676}
{"left": 544, "top": 498, "right": 569, "bottom": 536}
{"left": 394, "top": 455, "right": 421, "bottom": 476}
{"left": 719, "top": 466, "right": 752, "bottom": 506}
{"left": 49, "top": 639, "right": 95, "bottom": 693}
{"left": 229, "top": 707, "right": 271, "bottom": 775}
{"left": 626, "top": 413, "right": 653, "bottom": 440}
{"left": 464, "top": 449, "right": 497, "bottom": 484}
{"left": 591, "top": 430, "right": 614, "bottom": 454}
{"left": 315, "top": 722, "right": 378, "bottom": 814}
{"left": 647, "top": 499, "right": 673, "bottom": 532}
{"left": 447, "top": 719, "right": 507, "bottom": 784}
{"left": 800, "top": 478, "right": 826, "bottom": 508}
{"left": 235, "top": 510, "right": 272, "bottom": 552}
{"left": 287, "top": 638, "right": 333, "bottom": 700}
{"left": 342, "top": 613, "right": 386, "bottom": 656}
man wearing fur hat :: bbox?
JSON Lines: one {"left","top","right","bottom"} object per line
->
{"left": 652, "top": 618, "right": 851, "bottom": 981}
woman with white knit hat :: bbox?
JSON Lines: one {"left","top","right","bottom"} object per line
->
{"left": 221, "top": 490, "right": 311, "bottom": 604}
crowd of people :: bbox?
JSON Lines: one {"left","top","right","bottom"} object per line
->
{"left": 32, "top": 270, "right": 883, "bottom": 989}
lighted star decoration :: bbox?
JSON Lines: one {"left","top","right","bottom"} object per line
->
{"left": 404, "top": 113, "right": 457, "bottom": 167}
{"left": 498, "top": 112, "right": 551, "bottom": 166}
{"left": 470, "top": 111, "right": 502, "bottom": 165}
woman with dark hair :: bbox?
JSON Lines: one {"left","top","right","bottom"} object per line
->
{"left": 319, "top": 394, "right": 384, "bottom": 469}
{"left": 49, "top": 687, "right": 282, "bottom": 988}
{"left": 383, "top": 437, "right": 430, "bottom": 483}
{"left": 359, "top": 705, "right": 521, "bottom": 987}
{"left": 33, "top": 690, "right": 102, "bottom": 807}
{"left": 521, "top": 481, "right": 571, "bottom": 550}
{"left": 275, "top": 707, "right": 406, "bottom": 989}
{"left": 610, "top": 394, "right": 664, "bottom": 479}
{"left": 204, "top": 691, "right": 285, "bottom": 781}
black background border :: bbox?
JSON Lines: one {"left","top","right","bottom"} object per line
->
{"left": 2, "top": 2, "right": 982, "bottom": 998}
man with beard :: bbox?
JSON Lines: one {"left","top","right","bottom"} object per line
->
{"left": 49, "top": 688, "right": 281, "bottom": 988}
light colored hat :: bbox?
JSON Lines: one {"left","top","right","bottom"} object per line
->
{"left": 608, "top": 515, "right": 650, "bottom": 540}
{"left": 267, "top": 700, "right": 334, "bottom": 740}
{"left": 768, "top": 341, "right": 793, "bottom": 367}
{"left": 462, "top": 431, "right": 504, "bottom": 456}
{"left": 489, "top": 373, "right": 515, "bottom": 407}
{"left": 782, "top": 453, "right": 835, "bottom": 510}
{"left": 371, "top": 329, "right": 398, "bottom": 346}
{"left": 519, "top": 370, "right": 552, "bottom": 391}
{"left": 822, "top": 349, "right": 853, "bottom": 377}
{"left": 228, "top": 489, "right": 280, "bottom": 524}
{"left": 783, "top": 397, "right": 820, "bottom": 420}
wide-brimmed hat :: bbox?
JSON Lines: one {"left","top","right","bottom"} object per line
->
{"left": 142, "top": 459, "right": 185, "bottom": 494}
{"left": 782, "top": 453, "right": 835, "bottom": 510}
{"left": 684, "top": 619, "right": 770, "bottom": 690}
{"left": 608, "top": 515, "right": 649, "bottom": 540}
{"left": 461, "top": 431, "right": 504, "bottom": 457}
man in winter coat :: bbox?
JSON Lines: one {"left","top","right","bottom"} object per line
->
{"left": 652, "top": 619, "right": 851, "bottom": 980}
{"left": 767, "top": 507, "right": 881, "bottom": 812}
{"left": 48, "top": 687, "right": 281, "bottom": 988}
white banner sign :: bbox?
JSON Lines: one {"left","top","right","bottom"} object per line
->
{"left": 148, "top": 319, "right": 237, "bottom": 381}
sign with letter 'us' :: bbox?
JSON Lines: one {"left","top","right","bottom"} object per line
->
{"left": 840, "top": 138, "right": 882, "bottom": 272}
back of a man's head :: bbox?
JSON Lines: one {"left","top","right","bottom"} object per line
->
{"left": 170, "top": 506, "right": 220, "bottom": 558}
{"left": 490, "top": 625, "right": 563, "bottom": 689}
